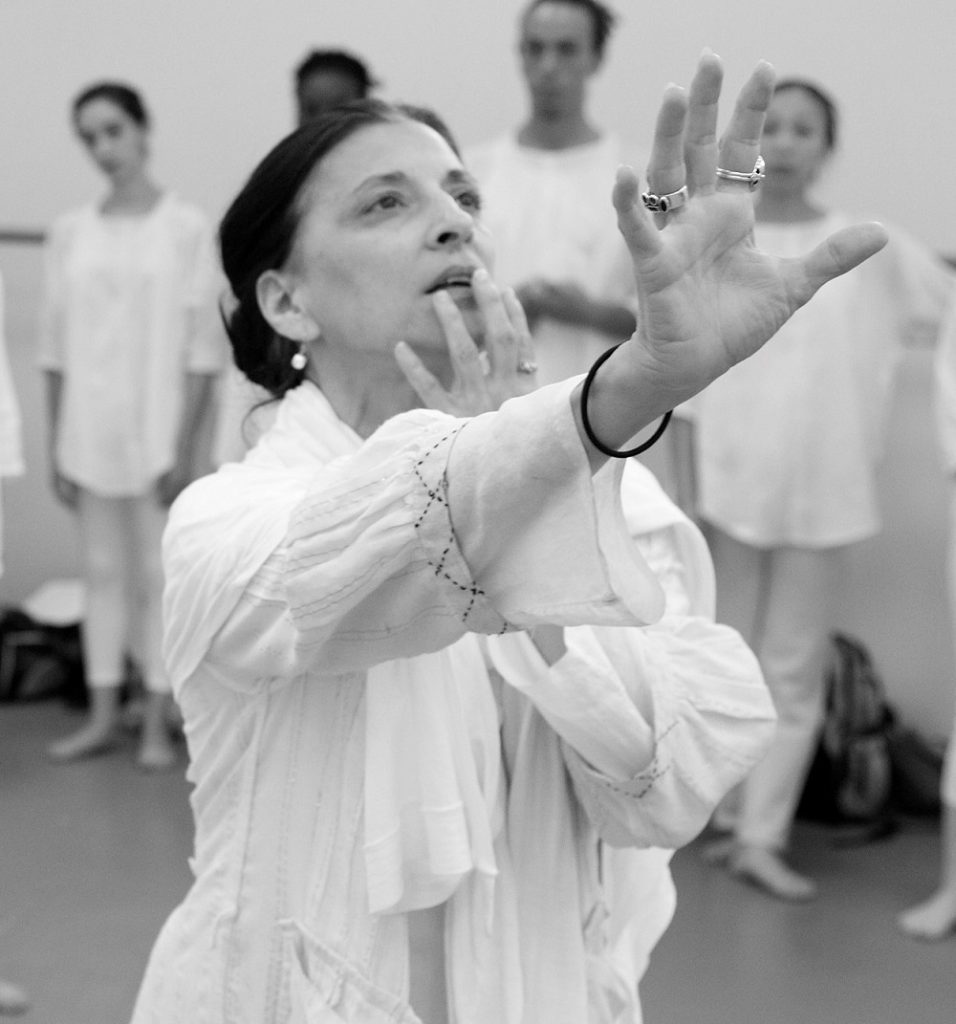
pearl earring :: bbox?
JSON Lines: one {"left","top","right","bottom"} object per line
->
{"left": 291, "top": 344, "right": 307, "bottom": 371}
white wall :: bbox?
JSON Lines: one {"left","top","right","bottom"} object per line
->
{"left": 1, "top": 0, "right": 954, "bottom": 736}
{"left": 2, "top": 0, "right": 954, "bottom": 249}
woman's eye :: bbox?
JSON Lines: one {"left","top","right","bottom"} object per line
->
{"left": 456, "top": 191, "right": 482, "bottom": 212}
{"left": 367, "top": 193, "right": 403, "bottom": 213}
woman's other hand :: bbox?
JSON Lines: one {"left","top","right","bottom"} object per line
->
{"left": 579, "top": 53, "right": 888, "bottom": 459}
{"left": 395, "top": 268, "right": 539, "bottom": 415}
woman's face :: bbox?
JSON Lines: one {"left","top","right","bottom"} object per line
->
{"left": 74, "top": 98, "right": 148, "bottom": 183}
{"left": 284, "top": 119, "right": 494, "bottom": 361}
{"left": 760, "top": 87, "right": 832, "bottom": 194}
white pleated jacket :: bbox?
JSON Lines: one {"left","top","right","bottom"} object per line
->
{"left": 131, "top": 378, "right": 774, "bottom": 1024}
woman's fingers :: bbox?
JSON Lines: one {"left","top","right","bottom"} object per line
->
{"left": 613, "top": 165, "right": 663, "bottom": 266}
{"left": 393, "top": 339, "right": 450, "bottom": 409}
{"left": 431, "top": 289, "right": 485, "bottom": 382}
{"left": 471, "top": 269, "right": 518, "bottom": 377}
{"left": 717, "top": 60, "right": 775, "bottom": 181}
{"left": 643, "top": 82, "right": 688, "bottom": 200}
{"left": 684, "top": 52, "right": 723, "bottom": 194}
{"left": 502, "top": 288, "right": 537, "bottom": 378}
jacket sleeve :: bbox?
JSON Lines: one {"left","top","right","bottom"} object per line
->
{"left": 167, "top": 382, "right": 665, "bottom": 688}
{"left": 486, "top": 518, "right": 775, "bottom": 850}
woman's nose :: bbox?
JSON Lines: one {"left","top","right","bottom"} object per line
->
{"left": 91, "top": 136, "right": 113, "bottom": 161}
{"left": 430, "top": 195, "right": 475, "bottom": 248}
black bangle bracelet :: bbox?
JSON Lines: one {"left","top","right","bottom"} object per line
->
{"left": 580, "top": 343, "right": 674, "bottom": 458}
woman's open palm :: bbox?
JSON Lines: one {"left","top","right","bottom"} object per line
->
{"left": 613, "top": 55, "right": 887, "bottom": 408}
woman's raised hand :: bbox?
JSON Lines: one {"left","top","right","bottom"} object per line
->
{"left": 395, "top": 269, "right": 540, "bottom": 416}
{"left": 579, "top": 53, "right": 888, "bottom": 458}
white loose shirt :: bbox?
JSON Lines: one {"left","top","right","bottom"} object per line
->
{"left": 466, "top": 134, "right": 640, "bottom": 385}
{"left": 38, "top": 193, "right": 226, "bottom": 496}
{"left": 132, "top": 379, "right": 773, "bottom": 1024}
{"left": 680, "top": 213, "right": 954, "bottom": 548}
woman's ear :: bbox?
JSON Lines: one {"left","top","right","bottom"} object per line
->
{"left": 256, "top": 270, "right": 321, "bottom": 343}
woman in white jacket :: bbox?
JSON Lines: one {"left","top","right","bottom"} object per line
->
{"left": 131, "top": 55, "right": 886, "bottom": 1023}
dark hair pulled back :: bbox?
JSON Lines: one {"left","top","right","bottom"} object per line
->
{"left": 72, "top": 81, "right": 150, "bottom": 127}
{"left": 218, "top": 99, "right": 460, "bottom": 399}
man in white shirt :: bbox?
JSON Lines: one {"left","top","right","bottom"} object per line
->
{"left": 467, "top": 0, "right": 639, "bottom": 384}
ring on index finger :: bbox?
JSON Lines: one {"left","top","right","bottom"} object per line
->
{"left": 640, "top": 185, "right": 689, "bottom": 213}
{"left": 715, "top": 155, "right": 765, "bottom": 191}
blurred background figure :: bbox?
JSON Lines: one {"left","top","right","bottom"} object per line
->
{"left": 466, "top": 0, "right": 638, "bottom": 386}
{"left": 0, "top": 270, "right": 28, "bottom": 1019}
{"left": 0, "top": 978, "right": 28, "bottom": 1017}
{"left": 899, "top": 289, "right": 956, "bottom": 941}
{"left": 673, "top": 78, "right": 955, "bottom": 901}
{"left": 294, "top": 48, "right": 379, "bottom": 125}
{"left": 211, "top": 46, "right": 383, "bottom": 464}
{"left": 39, "top": 81, "right": 225, "bottom": 769}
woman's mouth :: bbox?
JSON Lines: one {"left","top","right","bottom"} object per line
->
{"left": 425, "top": 267, "right": 478, "bottom": 294}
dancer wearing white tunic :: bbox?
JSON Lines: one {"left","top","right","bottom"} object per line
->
{"left": 675, "top": 79, "right": 955, "bottom": 901}
{"left": 0, "top": 270, "right": 28, "bottom": 1020}
{"left": 898, "top": 288, "right": 956, "bottom": 941}
{"left": 466, "top": 0, "right": 640, "bottom": 387}
{"left": 129, "top": 55, "right": 889, "bottom": 1022}
{"left": 40, "top": 82, "right": 225, "bottom": 768}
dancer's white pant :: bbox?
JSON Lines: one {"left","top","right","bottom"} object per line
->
{"left": 76, "top": 489, "right": 170, "bottom": 694}
{"left": 943, "top": 487, "right": 956, "bottom": 808}
{"left": 707, "top": 526, "right": 845, "bottom": 850}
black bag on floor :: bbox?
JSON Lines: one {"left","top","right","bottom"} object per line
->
{"left": 797, "top": 632, "right": 896, "bottom": 837}
{"left": 0, "top": 605, "right": 86, "bottom": 706}
{"left": 887, "top": 724, "right": 945, "bottom": 817}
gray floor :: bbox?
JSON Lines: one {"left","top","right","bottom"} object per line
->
{"left": 1, "top": 700, "right": 954, "bottom": 1024}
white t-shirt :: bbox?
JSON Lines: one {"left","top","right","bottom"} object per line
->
{"left": 466, "top": 133, "right": 640, "bottom": 384}
{"left": 680, "top": 212, "right": 954, "bottom": 548}
{"left": 38, "top": 193, "right": 227, "bottom": 495}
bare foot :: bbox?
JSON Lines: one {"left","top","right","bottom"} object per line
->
{"left": 0, "top": 978, "right": 30, "bottom": 1015}
{"left": 47, "top": 722, "right": 118, "bottom": 761}
{"left": 898, "top": 889, "right": 956, "bottom": 941}
{"left": 730, "top": 845, "right": 817, "bottom": 902}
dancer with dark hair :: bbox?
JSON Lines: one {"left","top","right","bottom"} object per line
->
{"left": 130, "top": 57, "right": 887, "bottom": 1023}
{"left": 468, "top": 0, "right": 640, "bottom": 386}
{"left": 294, "top": 48, "right": 379, "bottom": 124}
{"left": 40, "top": 81, "right": 225, "bottom": 768}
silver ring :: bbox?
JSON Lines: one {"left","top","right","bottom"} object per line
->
{"left": 715, "top": 155, "right": 765, "bottom": 191}
{"left": 640, "top": 185, "right": 689, "bottom": 213}
{"left": 516, "top": 359, "right": 538, "bottom": 375}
